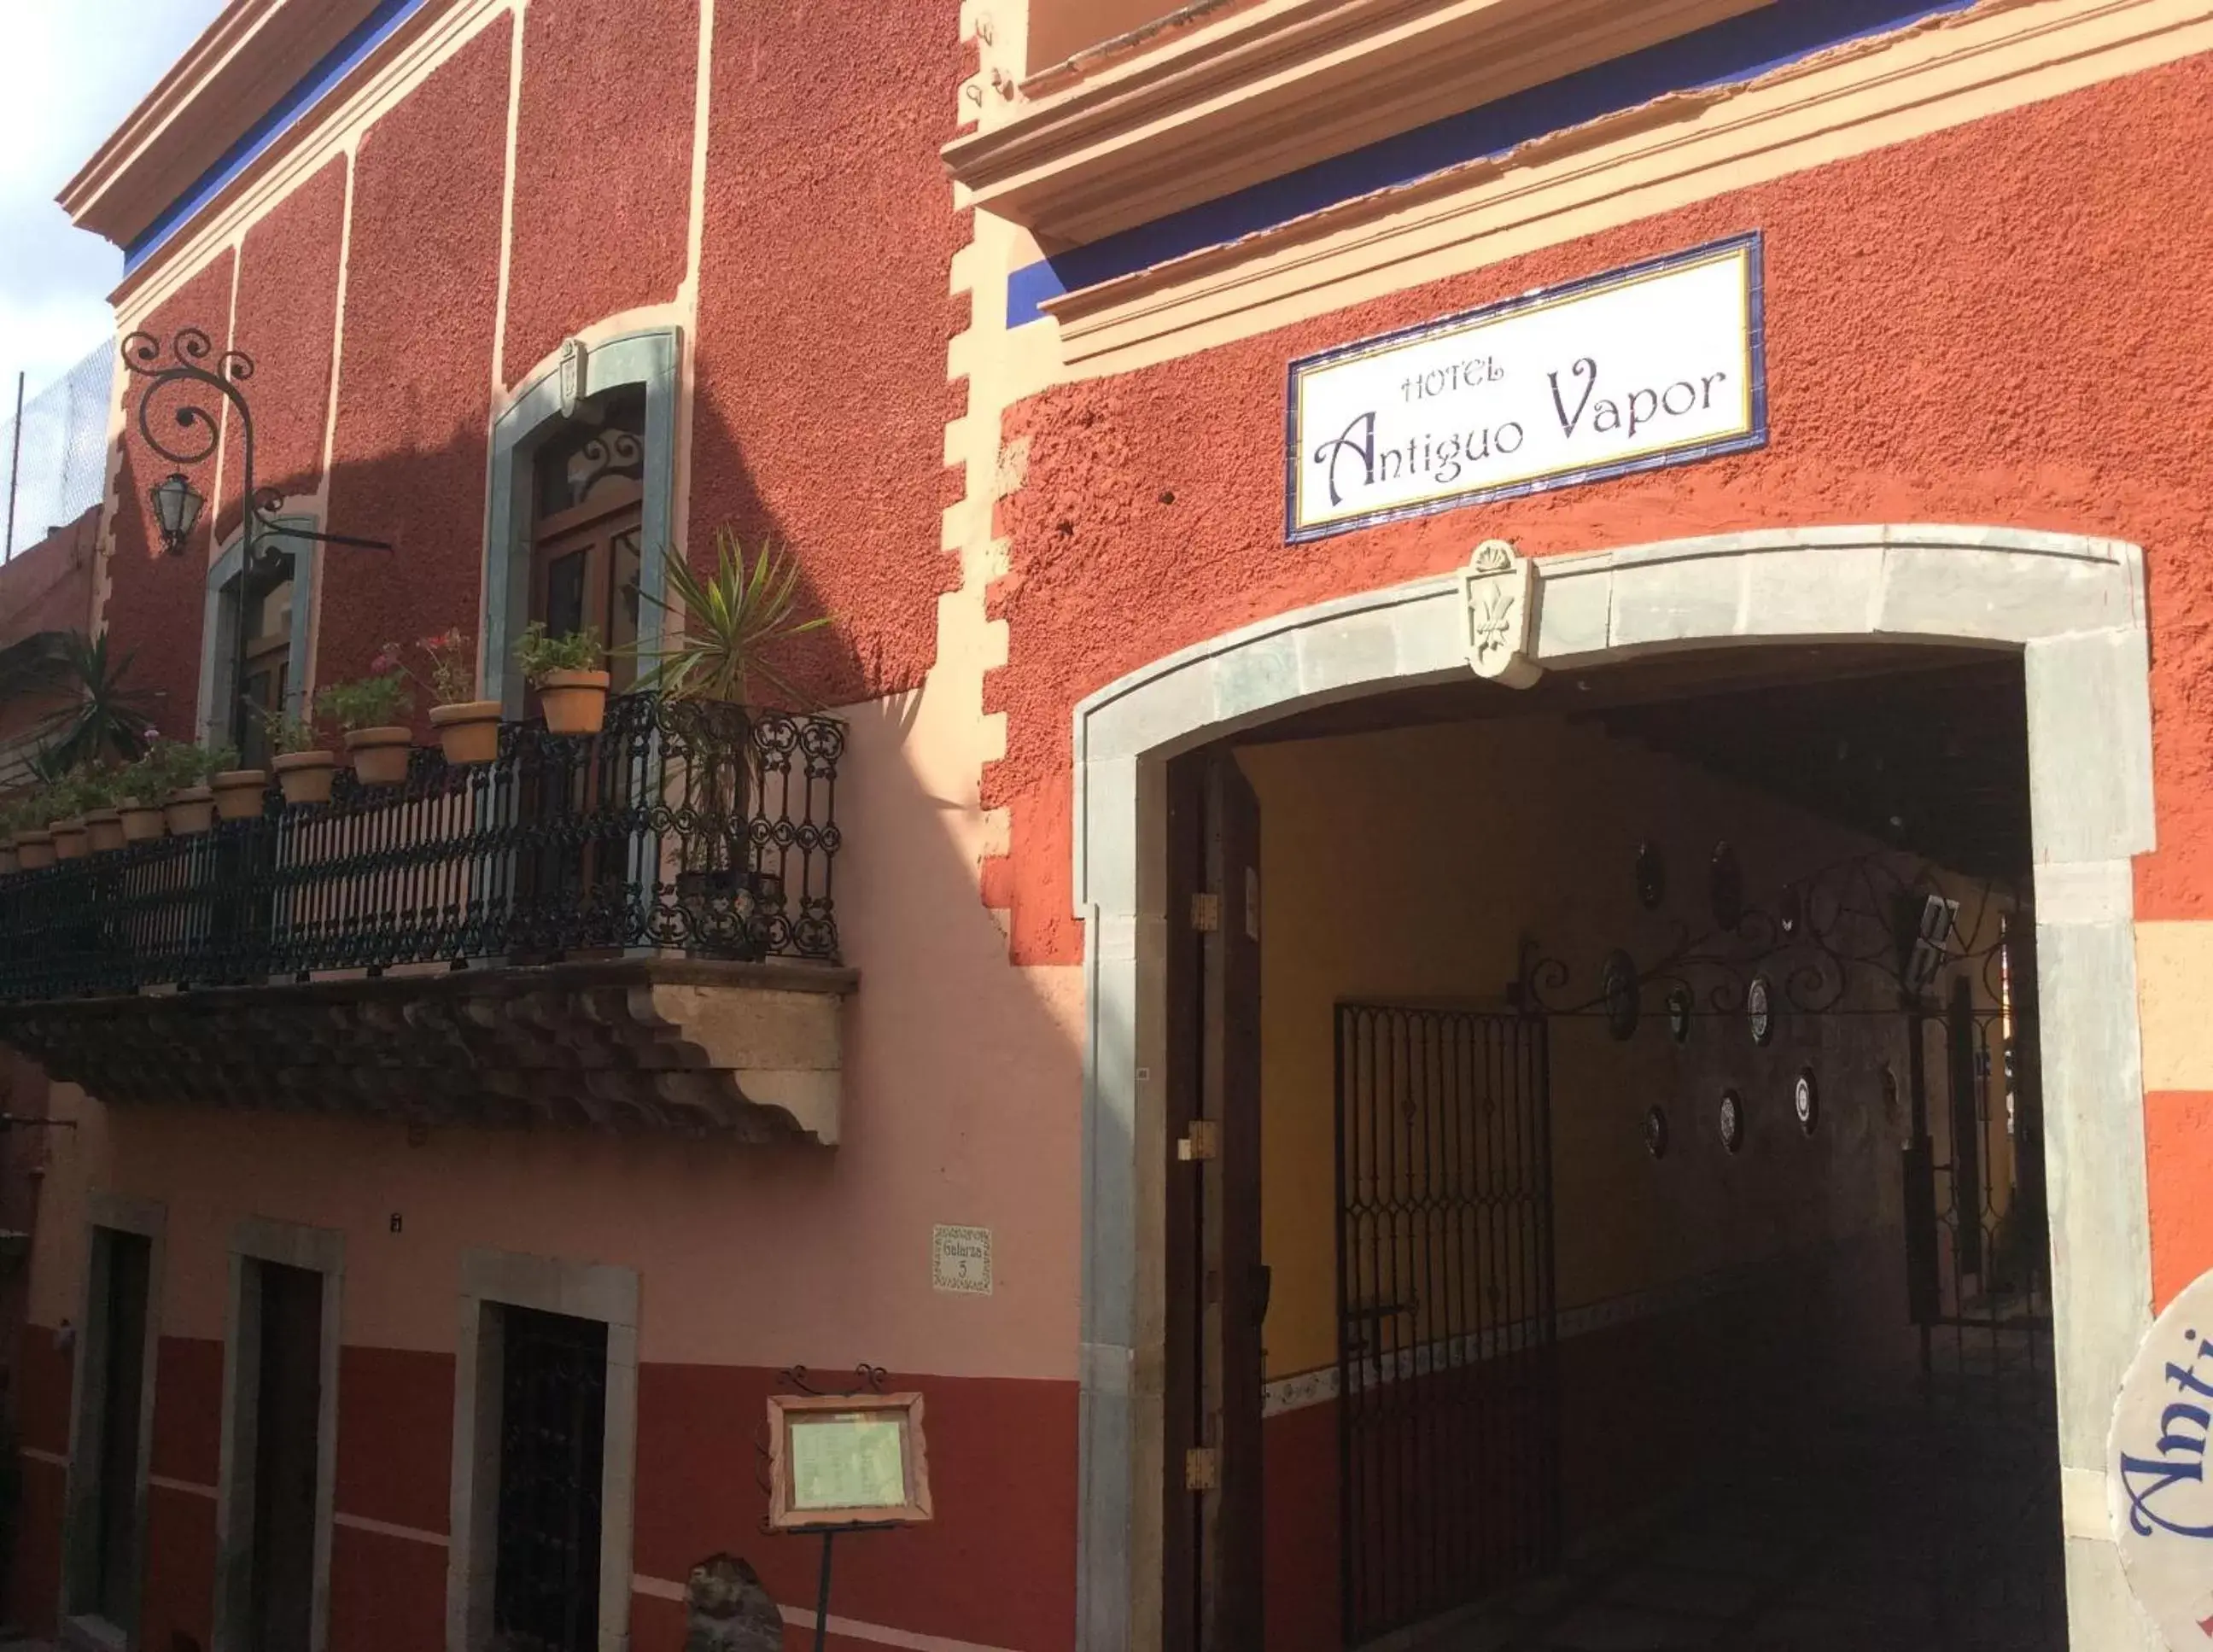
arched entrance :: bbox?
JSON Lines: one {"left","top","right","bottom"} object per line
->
{"left": 1071, "top": 528, "right": 2154, "bottom": 1650}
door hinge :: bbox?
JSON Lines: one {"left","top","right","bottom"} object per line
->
{"left": 1190, "top": 892, "right": 1221, "bottom": 932}
{"left": 1185, "top": 1447, "right": 1220, "bottom": 1491}
{"left": 1177, "top": 1120, "right": 1220, "bottom": 1162}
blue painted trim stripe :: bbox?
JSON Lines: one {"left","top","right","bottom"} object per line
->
{"left": 1006, "top": 0, "right": 1978, "bottom": 328}
{"left": 123, "top": 0, "right": 430, "bottom": 276}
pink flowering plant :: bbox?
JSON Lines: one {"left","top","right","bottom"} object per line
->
{"left": 381, "top": 628, "right": 480, "bottom": 706}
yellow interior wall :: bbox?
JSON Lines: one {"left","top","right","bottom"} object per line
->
{"left": 1240, "top": 715, "right": 1941, "bottom": 1381}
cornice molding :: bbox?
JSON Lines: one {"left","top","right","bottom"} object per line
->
{"left": 941, "top": 0, "right": 1769, "bottom": 246}
{"left": 1038, "top": 0, "right": 2207, "bottom": 376}
{"left": 61, "top": 0, "right": 389, "bottom": 252}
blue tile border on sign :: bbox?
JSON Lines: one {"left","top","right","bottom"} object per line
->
{"left": 1005, "top": 0, "right": 1976, "bottom": 329}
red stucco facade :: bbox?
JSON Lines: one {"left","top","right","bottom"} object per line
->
{"left": 319, "top": 18, "right": 511, "bottom": 693}
{"left": 689, "top": 0, "right": 969, "bottom": 705}
{"left": 987, "top": 54, "right": 2213, "bottom": 970}
{"left": 22, "top": 3, "right": 2213, "bottom": 1649}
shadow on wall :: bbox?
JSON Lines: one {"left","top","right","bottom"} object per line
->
{"left": 23, "top": 350, "right": 1089, "bottom": 1652}
{"left": 104, "top": 371, "right": 905, "bottom": 735}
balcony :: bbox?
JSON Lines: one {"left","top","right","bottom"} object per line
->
{"left": 0, "top": 693, "right": 855, "bottom": 1142}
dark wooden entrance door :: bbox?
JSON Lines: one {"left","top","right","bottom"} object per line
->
{"left": 250, "top": 1261, "right": 324, "bottom": 1652}
{"left": 494, "top": 1305, "right": 608, "bottom": 1652}
{"left": 1165, "top": 750, "right": 1265, "bottom": 1652}
{"left": 91, "top": 1228, "right": 153, "bottom": 1626}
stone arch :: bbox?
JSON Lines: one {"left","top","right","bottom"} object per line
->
{"left": 1070, "top": 525, "right": 2156, "bottom": 1650}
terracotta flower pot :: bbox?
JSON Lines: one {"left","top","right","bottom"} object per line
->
{"left": 537, "top": 669, "right": 610, "bottom": 736}
{"left": 429, "top": 699, "right": 504, "bottom": 765}
{"left": 119, "top": 803, "right": 167, "bottom": 843}
{"left": 15, "top": 832, "right": 54, "bottom": 871}
{"left": 213, "top": 769, "right": 270, "bottom": 822}
{"left": 344, "top": 726, "right": 414, "bottom": 786}
{"left": 50, "top": 817, "right": 89, "bottom": 861}
{"left": 164, "top": 786, "right": 216, "bottom": 836}
{"left": 273, "top": 750, "right": 339, "bottom": 806}
{"left": 85, "top": 808, "right": 126, "bottom": 854}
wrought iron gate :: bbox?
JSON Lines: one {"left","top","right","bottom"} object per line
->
{"left": 1334, "top": 1003, "right": 1558, "bottom": 1645}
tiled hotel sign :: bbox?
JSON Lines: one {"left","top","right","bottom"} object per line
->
{"left": 2111, "top": 1266, "right": 2213, "bottom": 1643}
{"left": 1286, "top": 234, "right": 1766, "bottom": 540}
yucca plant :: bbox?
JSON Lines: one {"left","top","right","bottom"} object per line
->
{"left": 10, "top": 631, "right": 157, "bottom": 777}
{"left": 628, "top": 529, "right": 829, "bottom": 708}
{"left": 627, "top": 531, "right": 832, "bottom": 908}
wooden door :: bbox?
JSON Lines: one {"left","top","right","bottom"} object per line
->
{"left": 528, "top": 477, "right": 644, "bottom": 693}
{"left": 1165, "top": 750, "right": 1265, "bottom": 1652}
{"left": 251, "top": 1262, "right": 324, "bottom": 1652}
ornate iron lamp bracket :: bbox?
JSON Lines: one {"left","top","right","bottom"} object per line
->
{"left": 121, "top": 328, "right": 392, "bottom": 572}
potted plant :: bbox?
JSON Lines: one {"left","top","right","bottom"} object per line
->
{"left": 155, "top": 742, "right": 225, "bottom": 837}
{"left": 261, "top": 709, "right": 340, "bottom": 806}
{"left": 14, "top": 825, "right": 54, "bottom": 871}
{"left": 0, "top": 800, "right": 27, "bottom": 873}
{"left": 400, "top": 628, "right": 502, "bottom": 765}
{"left": 515, "top": 622, "right": 610, "bottom": 736}
{"left": 44, "top": 775, "right": 90, "bottom": 861}
{"left": 211, "top": 757, "right": 270, "bottom": 822}
{"left": 316, "top": 666, "right": 414, "bottom": 785}
{"left": 79, "top": 768, "right": 127, "bottom": 853}
{"left": 625, "top": 532, "right": 832, "bottom": 914}
{"left": 117, "top": 744, "right": 181, "bottom": 842}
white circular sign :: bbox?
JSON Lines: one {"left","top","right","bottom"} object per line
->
{"left": 2111, "top": 1269, "right": 2213, "bottom": 1644}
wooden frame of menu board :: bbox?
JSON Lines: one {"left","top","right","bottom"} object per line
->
{"left": 766, "top": 1392, "right": 934, "bottom": 1531}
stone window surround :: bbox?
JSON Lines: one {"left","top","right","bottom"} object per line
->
{"left": 196, "top": 514, "right": 320, "bottom": 750}
{"left": 482, "top": 328, "right": 680, "bottom": 718}
{"left": 210, "top": 1216, "right": 346, "bottom": 1652}
{"left": 59, "top": 1193, "right": 167, "bottom": 1652}
{"left": 1069, "top": 526, "right": 2160, "bottom": 1650}
{"left": 446, "top": 1246, "right": 641, "bottom": 1652}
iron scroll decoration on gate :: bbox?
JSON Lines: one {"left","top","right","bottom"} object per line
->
{"left": 1517, "top": 848, "right": 2016, "bottom": 1030}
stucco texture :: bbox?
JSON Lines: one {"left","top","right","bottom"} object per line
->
{"left": 2146, "top": 1089, "right": 2213, "bottom": 1311}
{"left": 987, "top": 53, "right": 2213, "bottom": 965}
{"left": 689, "top": 0, "right": 966, "bottom": 706}
{"left": 108, "top": 248, "right": 234, "bottom": 740}
{"left": 321, "top": 17, "right": 511, "bottom": 695}
{"left": 218, "top": 157, "right": 347, "bottom": 543}
{"left": 500, "top": 0, "right": 697, "bottom": 382}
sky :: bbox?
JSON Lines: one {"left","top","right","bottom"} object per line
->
{"left": 0, "top": 0, "right": 229, "bottom": 403}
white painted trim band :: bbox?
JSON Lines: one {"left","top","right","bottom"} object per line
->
{"left": 335, "top": 1510, "right": 449, "bottom": 1547}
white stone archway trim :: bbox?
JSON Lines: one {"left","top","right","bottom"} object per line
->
{"left": 1070, "top": 526, "right": 2158, "bottom": 1651}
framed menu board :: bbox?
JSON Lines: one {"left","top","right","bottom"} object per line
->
{"left": 767, "top": 1392, "right": 933, "bottom": 1530}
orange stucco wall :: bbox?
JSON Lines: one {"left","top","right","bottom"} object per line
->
{"left": 319, "top": 18, "right": 511, "bottom": 692}
{"left": 501, "top": 0, "right": 696, "bottom": 380}
{"left": 986, "top": 52, "right": 2213, "bottom": 963}
{"left": 216, "top": 157, "right": 347, "bottom": 543}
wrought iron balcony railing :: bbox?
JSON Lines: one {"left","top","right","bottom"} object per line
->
{"left": 0, "top": 692, "right": 843, "bottom": 1002}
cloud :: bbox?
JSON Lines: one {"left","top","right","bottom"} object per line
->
{"left": 0, "top": 0, "right": 229, "bottom": 398}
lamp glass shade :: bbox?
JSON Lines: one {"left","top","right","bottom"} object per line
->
{"left": 149, "top": 470, "right": 204, "bottom": 552}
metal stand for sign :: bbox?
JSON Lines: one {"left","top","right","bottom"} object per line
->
{"left": 757, "top": 1364, "right": 902, "bottom": 1652}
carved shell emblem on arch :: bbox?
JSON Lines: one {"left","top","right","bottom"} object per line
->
{"left": 1459, "top": 538, "right": 1542, "bottom": 688}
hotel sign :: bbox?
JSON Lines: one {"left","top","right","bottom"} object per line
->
{"left": 2111, "top": 1267, "right": 2213, "bottom": 1643}
{"left": 1286, "top": 235, "right": 1766, "bottom": 541}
